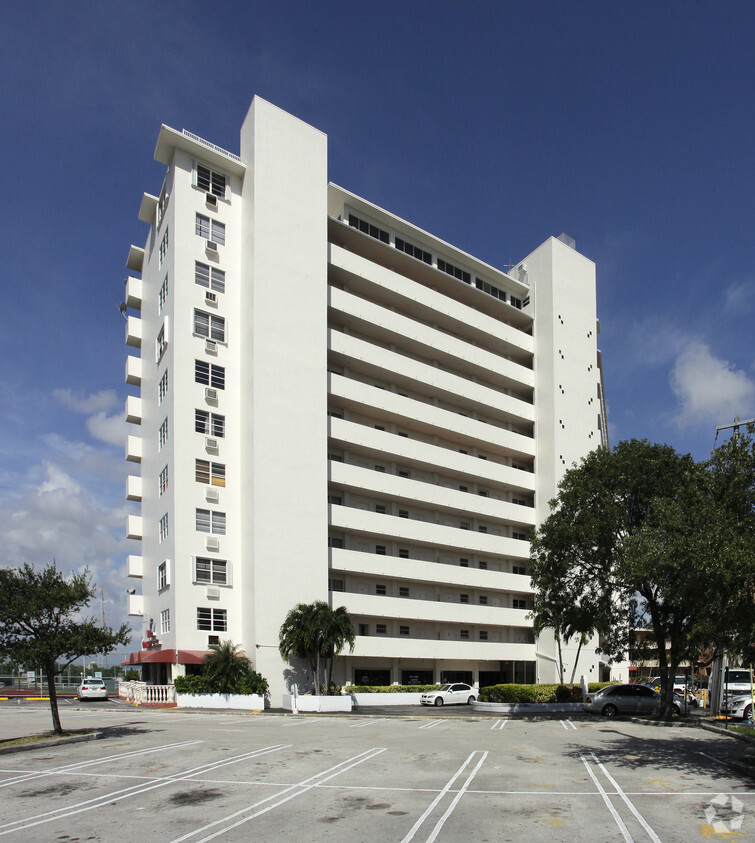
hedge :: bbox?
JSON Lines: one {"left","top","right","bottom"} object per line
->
{"left": 174, "top": 671, "right": 268, "bottom": 696}
{"left": 477, "top": 682, "right": 613, "bottom": 703}
{"left": 347, "top": 684, "right": 441, "bottom": 694}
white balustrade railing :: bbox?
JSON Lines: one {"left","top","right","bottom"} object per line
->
{"left": 118, "top": 680, "right": 176, "bottom": 705}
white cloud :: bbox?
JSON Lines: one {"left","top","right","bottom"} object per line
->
{"left": 53, "top": 388, "right": 119, "bottom": 414}
{"left": 87, "top": 411, "right": 127, "bottom": 447}
{"left": 723, "top": 280, "right": 755, "bottom": 316}
{"left": 670, "top": 341, "right": 755, "bottom": 429}
{"left": 622, "top": 315, "right": 690, "bottom": 370}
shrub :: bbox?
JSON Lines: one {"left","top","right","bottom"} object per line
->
{"left": 347, "top": 684, "right": 441, "bottom": 694}
{"left": 478, "top": 681, "right": 614, "bottom": 702}
{"left": 174, "top": 671, "right": 269, "bottom": 696}
{"left": 174, "top": 675, "right": 213, "bottom": 694}
{"left": 238, "top": 671, "right": 269, "bottom": 696}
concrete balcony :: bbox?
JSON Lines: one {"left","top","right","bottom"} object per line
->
{"left": 127, "top": 555, "right": 143, "bottom": 578}
{"left": 125, "top": 355, "right": 142, "bottom": 386}
{"left": 127, "top": 245, "right": 144, "bottom": 274}
{"left": 125, "top": 396, "right": 142, "bottom": 425}
{"left": 350, "top": 635, "right": 536, "bottom": 662}
{"left": 125, "top": 276, "right": 143, "bottom": 310}
{"left": 126, "top": 514, "right": 143, "bottom": 540}
{"left": 127, "top": 593, "right": 144, "bottom": 616}
{"left": 125, "top": 315, "right": 142, "bottom": 348}
{"left": 126, "top": 475, "right": 142, "bottom": 502}
{"left": 138, "top": 193, "right": 158, "bottom": 225}
{"left": 126, "top": 435, "right": 142, "bottom": 463}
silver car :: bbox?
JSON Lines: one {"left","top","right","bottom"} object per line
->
{"left": 721, "top": 693, "right": 754, "bottom": 721}
{"left": 583, "top": 684, "right": 680, "bottom": 717}
{"left": 77, "top": 678, "right": 108, "bottom": 701}
{"left": 420, "top": 683, "right": 476, "bottom": 706}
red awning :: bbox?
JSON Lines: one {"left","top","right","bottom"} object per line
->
{"left": 121, "top": 649, "right": 209, "bottom": 666}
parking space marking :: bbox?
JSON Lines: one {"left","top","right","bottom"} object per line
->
{"left": 282, "top": 717, "right": 323, "bottom": 727}
{"left": 560, "top": 719, "right": 578, "bottom": 730}
{"left": 418, "top": 719, "right": 447, "bottom": 730}
{"left": 490, "top": 719, "right": 506, "bottom": 730}
{"left": 401, "top": 750, "right": 487, "bottom": 842}
{"left": 171, "top": 746, "right": 388, "bottom": 843}
{"left": 698, "top": 750, "right": 732, "bottom": 769}
{"left": 0, "top": 743, "right": 290, "bottom": 836}
{"left": 580, "top": 752, "right": 634, "bottom": 842}
{"left": 0, "top": 739, "right": 202, "bottom": 789}
{"left": 349, "top": 718, "right": 389, "bottom": 729}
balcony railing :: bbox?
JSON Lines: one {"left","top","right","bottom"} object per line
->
{"left": 118, "top": 680, "right": 175, "bottom": 705}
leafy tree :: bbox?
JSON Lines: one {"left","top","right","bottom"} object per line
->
{"left": 0, "top": 563, "right": 131, "bottom": 734}
{"left": 204, "top": 640, "right": 252, "bottom": 693}
{"left": 279, "top": 601, "right": 355, "bottom": 695}
{"left": 529, "top": 438, "right": 751, "bottom": 718}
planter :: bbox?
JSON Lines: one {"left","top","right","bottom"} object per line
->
{"left": 472, "top": 701, "right": 584, "bottom": 713}
{"left": 176, "top": 692, "right": 265, "bottom": 710}
{"left": 282, "top": 694, "right": 352, "bottom": 712}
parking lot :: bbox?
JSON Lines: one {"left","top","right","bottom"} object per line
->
{"left": 0, "top": 701, "right": 753, "bottom": 841}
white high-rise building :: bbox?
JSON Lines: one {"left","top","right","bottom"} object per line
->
{"left": 122, "top": 97, "right": 609, "bottom": 697}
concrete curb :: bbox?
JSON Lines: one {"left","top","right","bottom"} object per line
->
{"left": 0, "top": 732, "right": 100, "bottom": 755}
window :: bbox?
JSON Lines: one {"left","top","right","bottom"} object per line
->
{"left": 479, "top": 630, "right": 489, "bottom": 641}
{"left": 479, "top": 595, "right": 488, "bottom": 605}
{"left": 155, "top": 323, "right": 167, "bottom": 363}
{"left": 159, "top": 513, "right": 169, "bottom": 542}
{"left": 159, "top": 418, "right": 168, "bottom": 449}
{"left": 328, "top": 537, "right": 344, "bottom": 548}
{"left": 195, "top": 261, "right": 226, "bottom": 293}
{"left": 160, "top": 609, "right": 170, "bottom": 634}
{"left": 195, "top": 360, "right": 225, "bottom": 389}
{"left": 196, "top": 459, "right": 225, "bottom": 487}
{"left": 157, "top": 183, "right": 169, "bottom": 228}
{"left": 399, "top": 586, "right": 409, "bottom": 598}
{"left": 195, "top": 558, "right": 228, "bottom": 585}
{"left": 376, "top": 584, "right": 387, "bottom": 596}
{"left": 195, "top": 508, "right": 226, "bottom": 535}
{"left": 375, "top": 504, "right": 387, "bottom": 514}
{"left": 348, "top": 213, "right": 389, "bottom": 243}
{"left": 328, "top": 494, "right": 342, "bottom": 505}
{"left": 194, "top": 310, "right": 226, "bottom": 342}
{"left": 159, "top": 275, "right": 168, "bottom": 312}
{"left": 395, "top": 237, "right": 431, "bottom": 264}
{"left": 157, "top": 561, "right": 168, "bottom": 590}
{"left": 478, "top": 526, "right": 488, "bottom": 533}
{"left": 195, "top": 214, "right": 225, "bottom": 245}
{"left": 437, "top": 258, "right": 470, "bottom": 284}
{"left": 159, "top": 228, "right": 169, "bottom": 266}
{"left": 513, "top": 599, "right": 527, "bottom": 609}
{"left": 398, "top": 548, "right": 409, "bottom": 559}
{"left": 376, "top": 624, "right": 387, "bottom": 635}
{"left": 196, "top": 163, "right": 226, "bottom": 198}
{"left": 158, "top": 370, "right": 168, "bottom": 403}
{"left": 460, "top": 521, "right": 470, "bottom": 530}
{"left": 195, "top": 410, "right": 225, "bottom": 437}
{"left": 460, "top": 594, "right": 469, "bottom": 604}
{"left": 329, "top": 578, "right": 345, "bottom": 592}
{"left": 478, "top": 560, "right": 488, "bottom": 570}
{"left": 197, "top": 607, "right": 227, "bottom": 631}
{"left": 459, "top": 558, "right": 469, "bottom": 567}
{"left": 512, "top": 497, "right": 526, "bottom": 506}
{"left": 512, "top": 531, "right": 528, "bottom": 541}
{"left": 159, "top": 465, "right": 168, "bottom": 495}
{"left": 374, "top": 465, "right": 386, "bottom": 473}
{"left": 400, "top": 626, "right": 410, "bottom": 636}
{"left": 475, "top": 277, "right": 507, "bottom": 301}
{"left": 478, "top": 489, "right": 489, "bottom": 497}
{"left": 398, "top": 509, "right": 409, "bottom": 519}
{"left": 375, "top": 545, "right": 386, "bottom": 555}
{"left": 512, "top": 565, "right": 527, "bottom": 575}
{"left": 460, "top": 629, "right": 470, "bottom": 640}
{"left": 459, "top": 485, "right": 468, "bottom": 492}
{"left": 398, "top": 469, "right": 411, "bottom": 478}
{"left": 510, "top": 296, "right": 523, "bottom": 309}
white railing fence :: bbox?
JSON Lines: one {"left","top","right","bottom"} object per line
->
{"left": 118, "top": 680, "right": 176, "bottom": 705}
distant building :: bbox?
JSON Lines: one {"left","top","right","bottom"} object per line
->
{"left": 122, "top": 97, "right": 609, "bottom": 697}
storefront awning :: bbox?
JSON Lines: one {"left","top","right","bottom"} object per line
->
{"left": 121, "top": 649, "right": 208, "bottom": 666}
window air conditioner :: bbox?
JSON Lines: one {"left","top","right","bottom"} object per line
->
{"left": 205, "top": 339, "right": 217, "bottom": 352}
{"left": 205, "top": 487, "right": 219, "bottom": 503}
{"left": 205, "top": 387, "right": 218, "bottom": 401}
{"left": 206, "top": 536, "right": 220, "bottom": 551}
{"left": 206, "top": 240, "right": 219, "bottom": 253}
{"left": 205, "top": 291, "right": 217, "bottom": 305}
{"left": 205, "top": 192, "right": 218, "bottom": 207}
{"left": 205, "top": 437, "right": 219, "bottom": 450}
{"left": 206, "top": 586, "right": 221, "bottom": 600}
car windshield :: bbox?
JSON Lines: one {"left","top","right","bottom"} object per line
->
{"left": 438, "top": 684, "right": 453, "bottom": 691}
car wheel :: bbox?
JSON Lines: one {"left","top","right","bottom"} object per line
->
{"left": 745, "top": 704, "right": 753, "bottom": 721}
{"left": 467, "top": 696, "right": 476, "bottom": 704}
{"left": 672, "top": 703, "right": 680, "bottom": 715}
{"left": 434, "top": 697, "right": 443, "bottom": 706}
{"left": 601, "top": 704, "right": 618, "bottom": 717}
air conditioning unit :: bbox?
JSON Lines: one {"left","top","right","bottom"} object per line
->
{"left": 205, "top": 487, "right": 219, "bottom": 502}
{"left": 205, "top": 387, "right": 218, "bottom": 401}
{"left": 205, "top": 339, "right": 217, "bottom": 352}
{"left": 205, "top": 192, "right": 218, "bottom": 207}
{"left": 206, "top": 240, "right": 219, "bottom": 253}
{"left": 206, "top": 536, "right": 220, "bottom": 551}
{"left": 205, "top": 437, "right": 219, "bottom": 450}
{"left": 205, "top": 291, "right": 217, "bottom": 305}
{"left": 206, "top": 586, "right": 221, "bottom": 600}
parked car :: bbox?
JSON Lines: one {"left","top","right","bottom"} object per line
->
{"left": 583, "top": 684, "right": 681, "bottom": 717}
{"left": 721, "top": 693, "right": 754, "bottom": 721}
{"left": 723, "top": 669, "right": 753, "bottom": 696}
{"left": 648, "top": 676, "right": 691, "bottom": 692}
{"left": 77, "top": 678, "right": 108, "bottom": 701}
{"left": 420, "top": 683, "right": 477, "bottom": 706}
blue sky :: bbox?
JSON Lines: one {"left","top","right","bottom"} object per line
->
{"left": 2, "top": 1, "right": 753, "bottom": 643}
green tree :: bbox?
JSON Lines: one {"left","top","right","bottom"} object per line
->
{"left": 279, "top": 601, "right": 355, "bottom": 695}
{"left": 203, "top": 640, "right": 252, "bottom": 694}
{"left": 0, "top": 563, "right": 131, "bottom": 734}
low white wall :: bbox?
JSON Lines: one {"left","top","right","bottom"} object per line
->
{"left": 282, "top": 694, "right": 352, "bottom": 712}
{"left": 176, "top": 693, "right": 265, "bottom": 710}
{"left": 472, "top": 701, "right": 583, "bottom": 713}
{"left": 350, "top": 693, "right": 425, "bottom": 706}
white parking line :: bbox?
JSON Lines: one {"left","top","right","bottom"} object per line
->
{"left": 401, "top": 750, "right": 487, "bottom": 843}
{"left": 490, "top": 719, "right": 506, "bottom": 730}
{"left": 349, "top": 718, "right": 389, "bottom": 729}
{"left": 171, "top": 746, "right": 387, "bottom": 842}
{"left": 579, "top": 752, "right": 634, "bottom": 842}
{"left": 425, "top": 751, "right": 488, "bottom": 842}
{"left": 0, "top": 743, "right": 289, "bottom": 836}
{"left": 560, "top": 719, "right": 578, "bottom": 730}
{"left": 418, "top": 719, "right": 446, "bottom": 730}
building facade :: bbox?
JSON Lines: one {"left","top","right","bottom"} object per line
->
{"left": 123, "top": 97, "right": 610, "bottom": 697}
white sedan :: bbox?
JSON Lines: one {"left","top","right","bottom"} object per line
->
{"left": 420, "top": 683, "right": 477, "bottom": 706}
{"left": 77, "top": 678, "right": 109, "bottom": 701}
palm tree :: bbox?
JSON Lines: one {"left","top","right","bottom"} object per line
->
{"left": 320, "top": 604, "right": 356, "bottom": 693}
{"left": 279, "top": 603, "right": 321, "bottom": 693}
{"left": 204, "top": 640, "right": 251, "bottom": 693}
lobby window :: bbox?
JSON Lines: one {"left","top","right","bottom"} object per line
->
{"left": 196, "top": 459, "right": 225, "bottom": 487}
{"left": 195, "top": 261, "right": 226, "bottom": 293}
{"left": 195, "top": 508, "right": 226, "bottom": 535}
{"left": 194, "top": 310, "right": 226, "bottom": 342}
{"left": 195, "top": 410, "right": 225, "bottom": 437}
{"left": 197, "top": 607, "right": 227, "bottom": 632}
{"left": 194, "top": 558, "right": 228, "bottom": 585}
{"left": 195, "top": 360, "right": 225, "bottom": 389}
